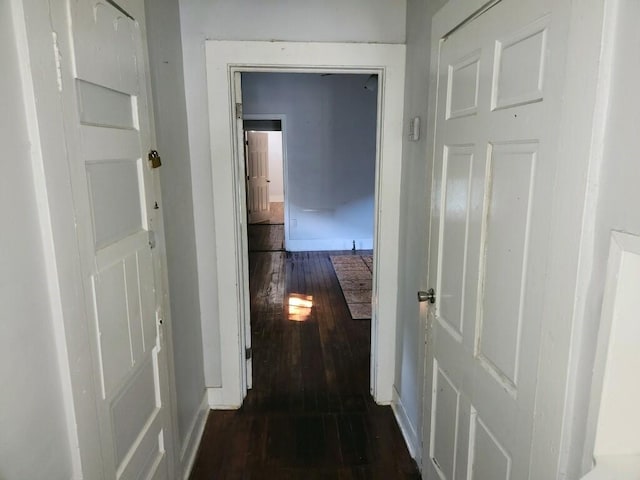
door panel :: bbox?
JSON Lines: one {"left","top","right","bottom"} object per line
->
{"left": 67, "top": 1, "right": 173, "bottom": 478}
{"left": 438, "top": 145, "right": 475, "bottom": 341}
{"left": 430, "top": 364, "right": 461, "bottom": 478}
{"left": 468, "top": 410, "right": 512, "bottom": 480}
{"left": 424, "top": 1, "right": 569, "bottom": 478}
{"left": 77, "top": 79, "right": 136, "bottom": 129}
{"left": 477, "top": 142, "right": 537, "bottom": 387}
{"left": 86, "top": 158, "right": 143, "bottom": 248}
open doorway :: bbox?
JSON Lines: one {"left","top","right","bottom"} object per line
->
{"left": 243, "top": 117, "right": 286, "bottom": 252}
{"left": 242, "top": 72, "right": 378, "bottom": 253}
{"left": 204, "top": 40, "right": 406, "bottom": 407}
{"left": 240, "top": 72, "right": 379, "bottom": 397}
{"left": 244, "top": 121, "right": 285, "bottom": 226}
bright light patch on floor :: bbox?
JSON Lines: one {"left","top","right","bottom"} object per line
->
{"left": 288, "top": 293, "right": 313, "bottom": 322}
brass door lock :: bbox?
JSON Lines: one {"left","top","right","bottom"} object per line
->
{"left": 148, "top": 150, "right": 162, "bottom": 169}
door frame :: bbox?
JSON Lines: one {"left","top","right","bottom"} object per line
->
{"left": 421, "top": 0, "right": 609, "bottom": 477}
{"left": 204, "top": 41, "right": 406, "bottom": 406}
{"left": 243, "top": 113, "right": 289, "bottom": 248}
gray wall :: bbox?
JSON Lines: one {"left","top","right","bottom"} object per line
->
{"left": 242, "top": 73, "right": 378, "bottom": 251}
{"left": 393, "top": 0, "right": 448, "bottom": 458}
{"left": 0, "top": 2, "right": 73, "bottom": 478}
{"left": 145, "top": 0, "right": 208, "bottom": 456}
{"left": 178, "top": 0, "right": 406, "bottom": 386}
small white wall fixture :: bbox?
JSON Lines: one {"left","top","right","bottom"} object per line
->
{"left": 205, "top": 41, "right": 406, "bottom": 406}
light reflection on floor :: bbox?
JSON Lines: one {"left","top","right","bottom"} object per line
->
{"left": 288, "top": 293, "right": 313, "bottom": 322}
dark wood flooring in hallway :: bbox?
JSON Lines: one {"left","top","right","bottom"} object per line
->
{"left": 189, "top": 226, "right": 420, "bottom": 479}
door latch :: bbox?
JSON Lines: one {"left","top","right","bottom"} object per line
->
{"left": 148, "top": 150, "right": 162, "bottom": 169}
{"left": 418, "top": 288, "right": 436, "bottom": 304}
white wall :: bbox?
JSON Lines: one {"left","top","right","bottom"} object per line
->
{"left": 562, "top": 1, "right": 640, "bottom": 475}
{"left": 178, "top": 0, "right": 406, "bottom": 385}
{"left": 242, "top": 73, "right": 377, "bottom": 251}
{"left": 182, "top": 0, "right": 406, "bottom": 44}
{"left": 267, "top": 132, "right": 284, "bottom": 203}
{"left": 144, "top": 0, "right": 209, "bottom": 466}
{"left": 392, "top": 0, "right": 447, "bottom": 460}
{"left": 0, "top": 2, "right": 73, "bottom": 478}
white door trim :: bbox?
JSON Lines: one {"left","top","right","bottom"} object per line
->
{"left": 243, "top": 113, "right": 289, "bottom": 249}
{"left": 205, "top": 41, "right": 406, "bottom": 406}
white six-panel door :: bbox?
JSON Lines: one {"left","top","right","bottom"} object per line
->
{"left": 423, "top": 0, "right": 570, "bottom": 478}
{"left": 246, "top": 131, "right": 271, "bottom": 224}
{"left": 66, "top": 1, "right": 173, "bottom": 478}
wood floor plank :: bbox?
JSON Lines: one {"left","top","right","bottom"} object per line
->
{"left": 189, "top": 228, "right": 419, "bottom": 479}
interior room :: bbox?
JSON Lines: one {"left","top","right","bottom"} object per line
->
{"left": 242, "top": 72, "right": 378, "bottom": 252}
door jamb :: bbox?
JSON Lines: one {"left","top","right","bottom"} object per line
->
{"left": 231, "top": 66, "right": 382, "bottom": 400}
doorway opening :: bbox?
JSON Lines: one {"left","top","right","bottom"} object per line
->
{"left": 240, "top": 72, "right": 379, "bottom": 396}
{"left": 243, "top": 116, "right": 286, "bottom": 252}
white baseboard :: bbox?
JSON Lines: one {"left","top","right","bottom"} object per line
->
{"left": 392, "top": 386, "right": 421, "bottom": 465}
{"left": 180, "top": 393, "right": 210, "bottom": 480}
{"left": 285, "top": 237, "right": 373, "bottom": 252}
{"left": 207, "top": 386, "right": 242, "bottom": 409}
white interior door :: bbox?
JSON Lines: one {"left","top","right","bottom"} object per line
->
{"left": 246, "top": 131, "right": 271, "bottom": 224}
{"left": 67, "top": 1, "right": 174, "bottom": 478}
{"left": 423, "top": 1, "right": 569, "bottom": 478}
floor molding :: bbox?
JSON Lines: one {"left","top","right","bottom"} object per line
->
{"left": 286, "top": 238, "right": 374, "bottom": 252}
{"left": 392, "top": 386, "right": 421, "bottom": 464}
{"left": 207, "top": 386, "right": 242, "bottom": 409}
{"left": 180, "top": 393, "right": 210, "bottom": 480}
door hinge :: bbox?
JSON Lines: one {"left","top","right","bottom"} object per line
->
{"left": 245, "top": 347, "right": 252, "bottom": 360}
{"left": 148, "top": 230, "right": 156, "bottom": 249}
{"left": 236, "top": 102, "right": 243, "bottom": 120}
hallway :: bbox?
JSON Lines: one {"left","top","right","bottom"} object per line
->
{"left": 189, "top": 226, "right": 420, "bottom": 479}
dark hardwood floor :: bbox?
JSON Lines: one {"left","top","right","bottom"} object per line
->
{"left": 189, "top": 226, "right": 420, "bottom": 479}
{"left": 247, "top": 224, "right": 284, "bottom": 252}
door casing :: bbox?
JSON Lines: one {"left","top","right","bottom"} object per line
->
{"left": 205, "top": 41, "right": 406, "bottom": 406}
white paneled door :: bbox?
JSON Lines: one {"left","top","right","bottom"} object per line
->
{"left": 424, "top": 0, "right": 569, "bottom": 479}
{"left": 67, "top": 1, "right": 174, "bottom": 478}
{"left": 246, "top": 131, "right": 271, "bottom": 224}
